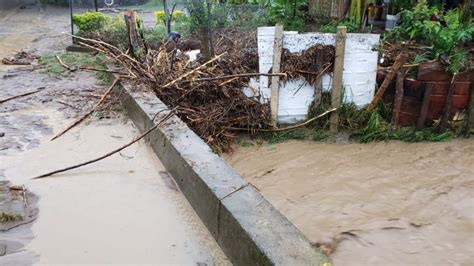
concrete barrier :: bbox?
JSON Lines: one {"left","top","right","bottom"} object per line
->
{"left": 118, "top": 81, "right": 329, "bottom": 265}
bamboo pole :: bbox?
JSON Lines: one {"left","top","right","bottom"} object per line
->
{"left": 329, "top": 26, "right": 347, "bottom": 134}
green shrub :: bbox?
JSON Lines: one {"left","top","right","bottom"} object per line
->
{"left": 72, "top": 12, "right": 109, "bottom": 33}
{"left": 386, "top": 0, "right": 474, "bottom": 73}
{"left": 319, "top": 19, "right": 359, "bottom": 33}
{"left": 154, "top": 10, "right": 187, "bottom": 25}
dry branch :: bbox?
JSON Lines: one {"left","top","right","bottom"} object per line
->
{"left": 161, "top": 52, "right": 227, "bottom": 88}
{"left": 33, "top": 110, "right": 174, "bottom": 179}
{"left": 0, "top": 87, "right": 45, "bottom": 104}
{"left": 51, "top": 78, "right": 119, "bottom": 141}
{"left": 228, "top": 108, "right": 337, "bottom": 132}
{"left": 182, "top": 72, "right": 287, "bottom": 83}
{"left": 367, "top": 44, "right": 408, "bottom": 112}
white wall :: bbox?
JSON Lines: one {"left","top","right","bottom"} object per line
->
{"left": 256, "top": 27, "right": 380, "bottom": 124}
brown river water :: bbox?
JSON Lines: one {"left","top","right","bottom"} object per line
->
{"left": 224, "top": 139, "right": 474, "bottom": 265}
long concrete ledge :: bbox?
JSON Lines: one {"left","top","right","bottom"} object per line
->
{"left": 118, "top": 82, "right": 329, "bottom": 265}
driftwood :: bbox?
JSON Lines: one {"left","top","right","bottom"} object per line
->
{"left": 182, "top": 72, "right": 287, "bottom": 83}
{"left": 51, "top": 78, "right": 119, "bottom": 141}
{"left": 161, "top": 52, "right": 226, "bottom": 88}
{"left": 228, "top": 108, "right": 337, "bottom": 132}
{"left": 55, "top": 54, "right": 127, "bottom": 75}
{"left": 0, "top": 87, "right": 45, "bottom": 104}
{"left": 33, "top": 110, "right": 174, "bottom": 179}
{"left": 439, "top": 74, "right": 457, "bottom": 132}
{"left": 368, "top": 44, "right": 408, "bottom": 112}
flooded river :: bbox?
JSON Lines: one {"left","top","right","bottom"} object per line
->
{"left": 224, "top": 140, "right": 474, "bottom": 265}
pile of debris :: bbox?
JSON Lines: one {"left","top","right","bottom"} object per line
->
{"left": 75, "top": 26, "right": 335, "bottom": 151}
{"left": 2, "top": 51, "right": 39, "bottom": 66}
{"left": 76, "top": 33, "right": 268, "bottom": 151}
{"left": 281, "top": 44, "right": 335, "bottom": 86}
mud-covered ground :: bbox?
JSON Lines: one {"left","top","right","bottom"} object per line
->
{"left": 224, "top": 139, "right": 474, "bottom": 265}
{"left": 1, "top": 2, "right": 227, "bottom": 265}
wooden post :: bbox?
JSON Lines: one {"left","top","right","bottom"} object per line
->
{"left": 314, "top": 48, "right": 323, "bottom": 108}
{"left": 417, "top": 84, "right": 432, "bottom": 129}
{"left": 367, "top": 43, "right": 408, "bottom": 112}
{"left": 270, "top": 25, "right": 283, "bottom": 127}
{"left": 468, "top": 84, "right": 474, "bottom": 132}
{"left": 439, "top": 74, "right": 457, "bottom": 133}
{"left": 391, "top": 70, "right": 405, "bottom": 128}
{"left": 329, "top": 26, "right": 347, "bottom": 134}
{"left": 124, "top": 11, "right": 140, "bottom": 59}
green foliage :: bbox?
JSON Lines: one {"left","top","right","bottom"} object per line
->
{"left": 387, "top": 0, "right": 474, "bottom": 73}
{"left": 238, "top": 140, "right": 255, "bottom": 147}
{"left": 388, "top": 0, "right": 411, "bottom": 15}
{"left": 72, "top": 12, "right": 109, "bottom": 33}
{"left": 354, "top": 108, "right": 452, "bottom": 143}
{"left": 155, "top": 10, "right": 187, "bottom": 25}
{"left": 265, "top": 130, "right": 307, "bottom": 144}
{"left": 145, "top": 24, "right": 167, "bottom": 41}
{"left": 265, "top": 0, "right": 307, "bottom": 31}
{"left": 212, "top": 4, "right": 269, "bottom": 30}
{"left": 39, "top": 52, "right": 111, "bottom": 84}
{"left": 319, "top": 19, "right": 359, "bottom": 33}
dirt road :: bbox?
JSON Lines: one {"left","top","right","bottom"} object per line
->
{"left": 224, "top": 139, "right": 474, "bottom": 265}
{"left": 0, "top": 3, "right": 228, "bottom": 265}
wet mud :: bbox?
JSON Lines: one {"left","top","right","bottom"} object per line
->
{"left": 224, "top": 140, "right": 474, "bottom": 265}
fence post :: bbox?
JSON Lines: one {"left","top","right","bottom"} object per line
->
{"left": 270, "top": 25, "right": 283, "bottom": 127}
{"left": 329, "top": 26, "right": 346, "bottom": 134}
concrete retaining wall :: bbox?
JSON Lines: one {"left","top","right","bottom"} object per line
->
{"left": 118, "top": 82, "right": 329, "bottom": 265}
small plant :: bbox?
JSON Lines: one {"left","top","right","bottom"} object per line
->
{"left": 72, "top": 12, "right": 109, "bottom": 33}
{"left": 0, "top": 212, "right": 22, "bottom": 223}
{"left": 238, "top": 140, "right": 255, "bottom": 147}
{"left": 319, "top": 19, "right": 359, "bottom": 33}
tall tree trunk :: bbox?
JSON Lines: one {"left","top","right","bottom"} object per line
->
{"left": 163, "top": 0, "right": 171, "bottom": 35}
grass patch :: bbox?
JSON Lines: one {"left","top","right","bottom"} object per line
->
{"left": 258, "top": 90, "right": 454, "bottom": 146}
{"left": 238, "top": 140, "right": 255, "bottom": 147}
{"left": 0, "top": 212, "right": 23, "bottom": 223}
{"left": 128, "top": 0, "right": 186, "bottom": 10}
{"left": 39, "top": 52, "right": 112, "bottom": 84}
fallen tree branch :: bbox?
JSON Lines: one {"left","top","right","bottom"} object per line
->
{"left": 161, "top": 52, "right": 227, "bottom": 88}
{"left": 368, "top": 43, "right": 409, "bottom": 112}
{"left": 227, "top": 108, "right": 337, "bottom": 132}
{"left": 182, "top": 72, "right": 287, "bottom": 83}
{"left": 55, "top": 55, "right": 70, "bottom": 69}
{"left": 55, "top": 54, "right": 127, "bottom": 75}
{"left": 33, "top": 110, "right": 175, "bottom": 179}
{"left": 0, "top": 87, "right": 45, "bottom": 104}
{"left": 51, "top": 78, "right": 120, "bottom": 141}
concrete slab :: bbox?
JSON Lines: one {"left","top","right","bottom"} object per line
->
{"left": 118, "top": 82, "right": 330, "bottom": 265}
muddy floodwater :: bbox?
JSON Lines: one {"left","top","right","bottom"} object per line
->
{"left": 224, "top": 140, "right": 474, "bottom": 265}
{"left": 1, "top": 3, "right": 228, "bottom": 264}
{"left": 1, "top": 119, "right": 228, "bottom": 265}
